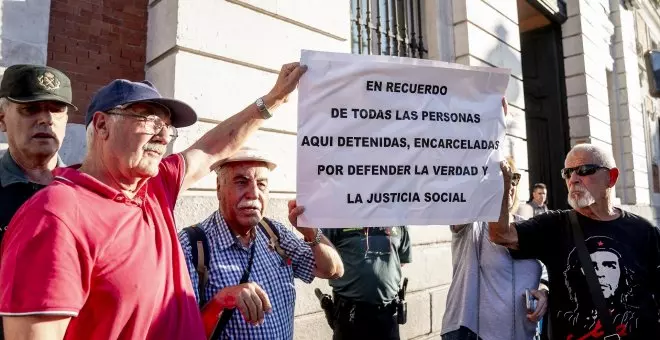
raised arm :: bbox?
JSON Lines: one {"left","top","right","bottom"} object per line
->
{"left": 488, "top": 160, "right": 519, "bottom": 250}
{"left": 180, "top": 63, "right": 307, "bottom": 191}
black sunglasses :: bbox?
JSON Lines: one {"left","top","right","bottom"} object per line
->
{"left": 560, "top": 164, "right": 609, "bottom": 180}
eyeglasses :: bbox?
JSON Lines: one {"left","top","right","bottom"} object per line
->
{"left": 560, "top": 164, "right": 609, "bottom": 180}
{"left": 511, "top": 173, "right": 521, "bottom": 186}
{"left": 105, "top": 110, "right": 178, "bottom": 139}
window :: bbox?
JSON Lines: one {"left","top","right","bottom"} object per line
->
{"left": 351, "top": 0, "right": 427, "bottom": 58}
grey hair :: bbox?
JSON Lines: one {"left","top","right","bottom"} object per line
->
{"left": 0, "top": 97, "right": 9, "bottom": 111}
{"left": 85, "top": 123, "right": 95, "bottom": 151}
{"left": 214, "top": 165, "right": 229, "bottom": 186}
{"left": 85, "top": 113, "right": 118, "bottom": 151}
{"left": 568, "top": 143, "right": 617, "bottom": 168}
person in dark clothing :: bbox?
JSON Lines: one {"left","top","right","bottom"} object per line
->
{"left": 0, "top": 64, "right": 75, "bottom": 235}
{"left": 0, "top": 65, "right": 75, "bottom": 340}
{"left": 517, "top": 183, "right": 549, "bottom": 219}
{"left": 323, "top": 226, "right": 412, "bottom": 340}
{"left": 489, "top": 143, "right": 660, "bottom": 339}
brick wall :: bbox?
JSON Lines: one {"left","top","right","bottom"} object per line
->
{"left": 47, "top": 0, "right": 148, "bottom": 123}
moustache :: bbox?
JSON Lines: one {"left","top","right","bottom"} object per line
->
{"left": 570, "top": 184, "right": 587, "bottom": 194}
{"left": 237, "top": 201, "right": 261, "bottom": 210}
{"left": 143, "top": 143, "right": 166, "bottom": 155}
{"left": 32, "top": 128, "right": 58, "bottom": 140}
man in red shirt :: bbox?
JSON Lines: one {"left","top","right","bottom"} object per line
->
{"left": 0, "top": 62, "right": 306, "bottom": 340}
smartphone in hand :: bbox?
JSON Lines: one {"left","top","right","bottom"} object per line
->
{"left": 525, "top": 289, "right": 538, "bottom": 312}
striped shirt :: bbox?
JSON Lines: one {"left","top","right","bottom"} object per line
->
{"left": 178, "top": 211, "right": 315, "bottom": 339}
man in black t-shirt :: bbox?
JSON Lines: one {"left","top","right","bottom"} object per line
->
{"left": 488, "top": 143, "right": 660, "bottom": 339}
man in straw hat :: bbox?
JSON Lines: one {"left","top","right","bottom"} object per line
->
{"left": 179, "top": 145, "right": 343, "bottom": 339}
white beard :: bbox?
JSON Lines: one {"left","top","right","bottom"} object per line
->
{"left": 567, "top": 188, "right": 596, "bottom": 209}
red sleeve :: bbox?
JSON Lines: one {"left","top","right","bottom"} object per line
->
{"left": 158, "top": 153, "right": 185, "bottom": 210}
{"left": 0, "top": 207, "right": 92, "bottom": 316}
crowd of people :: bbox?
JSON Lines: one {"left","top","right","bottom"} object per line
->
{"left": 0, "top": 63, "right": 657, "bottom": 340}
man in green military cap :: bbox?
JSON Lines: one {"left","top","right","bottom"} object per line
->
{"left": 0, "top": 64, "right": 76, "bottom": 238}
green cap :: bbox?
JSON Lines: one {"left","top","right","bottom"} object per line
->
{"left": 0, "top": 64, "right": 76, "bottom": 110}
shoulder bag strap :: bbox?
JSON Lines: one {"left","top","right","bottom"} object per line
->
{"left": 210, "top": 240, "right": 257, "bottom": 340}
{"left": 259, "top": 218, "right": 290, "bottom": 264}
{"left": 184, "top": 224, "right": 209, "bottom": 307}
{"left": 568, "top": 210, "right": 619, "bottom": 338}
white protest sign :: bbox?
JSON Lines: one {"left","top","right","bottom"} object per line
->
{"left": 296, "top": 50, "right": 510, "bottom": 228}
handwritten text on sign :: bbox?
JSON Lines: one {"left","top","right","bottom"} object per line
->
{"left": 296, "top": 50, "right": 511, "bottom": 228}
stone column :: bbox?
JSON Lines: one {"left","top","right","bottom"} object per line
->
{"left": 452, "top": 0, "right": 530, "bottom": 199}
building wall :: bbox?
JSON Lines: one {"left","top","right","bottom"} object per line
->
{"left": 0, "top": 0, "right": 52, "bottom": 154}
{"left": 47, "top": 0, "right": 149, "bottom": 124}
{"left": 607, "top": 0, "right": 652, "bottom": 209}
{"left": 453, "top": 0, "right": 531, "bottom": 200}
{"left": 561, "top": 0, "right": 658, "bottom": 222}
{"left": 0, "top": 0, "right": 150, "bottom": 164}
{"left": 629, "top": 1, "right": 660, "bottom": 225}
{"left": 562, "top": 0, "right": 615, "bottom": 154}
{"left": 46, "top": 0, "right": 149, "bottom": 165}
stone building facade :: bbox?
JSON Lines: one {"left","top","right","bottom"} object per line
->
{"left": 1, "top": 0, "right": 659, "bottom": 339}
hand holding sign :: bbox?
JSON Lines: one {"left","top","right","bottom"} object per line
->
{"left": 500, "top": 159, "right": 514, "bottom": 185}
{"left": 263, "top": 62, "right": 308, "bottom": 110}
{"left": 287, "top": 200, "right": 317, "bottom": 241}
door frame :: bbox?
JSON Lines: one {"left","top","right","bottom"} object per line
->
{"left": 519, "top": 13, "right": 571, "bottom": 208}
{"left": 526, "top": 0, "right": 568, "bottom": 24}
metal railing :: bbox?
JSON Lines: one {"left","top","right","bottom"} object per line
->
{"left": 351, "top": 0, "right": 427, "bottom": 58}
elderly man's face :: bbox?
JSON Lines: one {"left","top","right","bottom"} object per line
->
{"left": 564, "top": 150, "right": 612, "bottom": 209}
{"left": 0, "top": 100, "right": 68, "bottom": 161}
{"left": 217, "top": 162, "right": 270, "bottom": 230}
{"left": 101, "top": 103, "right": 173, "bottom": 179}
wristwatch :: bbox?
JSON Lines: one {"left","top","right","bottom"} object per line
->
{"left": 305, "top": 228, "right": 322, "bottom": 247}
{"left": 255, "top": 97, "right": 272, "bottom": 119}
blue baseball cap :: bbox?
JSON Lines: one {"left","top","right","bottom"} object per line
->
{"left": 85, "top": 79, "right": 197, "bottom": 128}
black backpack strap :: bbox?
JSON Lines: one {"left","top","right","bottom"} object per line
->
{"left": 183, "top": 224, "right": 210, "bottom": 307}
{"left": 258, "top": 217, "right": 291, "bottom": 265}
{"left": 568, "top": 210, "right": 619, "bottom": 338}
{"left": 209, "top": 218, "right": 286, "bottom": 340}
{"left": 211, "top": 239, "right": 256, "bottom": 340}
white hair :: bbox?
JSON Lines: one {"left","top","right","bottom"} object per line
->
{"left": 85, "top": 113, "right": 118, "bottom": 151}
{"left": 215, "top": 165, "right": 227, "bottom": 183}
{"left": 85, "top": 123, "right": 95, "bottom": 151}
{"left": 0, "top": 97, "right": 10, "bottom": 112}
{"left": 568, "top": 143, "right": 617, "bottom": 168}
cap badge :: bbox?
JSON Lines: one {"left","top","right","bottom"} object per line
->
{"left": 37, "top": 72, "right": 61, "bottom": 90}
